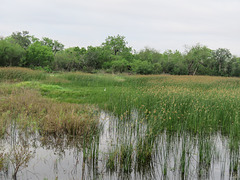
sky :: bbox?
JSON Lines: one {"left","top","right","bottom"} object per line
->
{"left": 1, "top": 0, "right": 240, "bottom": 55}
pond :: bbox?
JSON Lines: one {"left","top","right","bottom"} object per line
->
{"left": 0, "top": 111, "right": 238, "bottom": 180}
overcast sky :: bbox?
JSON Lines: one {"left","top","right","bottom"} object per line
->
{"left": 1, "top": 0, "right": 240, "bottom": 55}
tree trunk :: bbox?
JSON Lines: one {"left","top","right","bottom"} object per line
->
{"left": 188, "top": 61, "right": 194, "bottom": 75}
{"left": 193, "top": 67, "right": 198, "bottom": 76}
{"left": 219, "top": 63, "right": 222, "bottom": 73}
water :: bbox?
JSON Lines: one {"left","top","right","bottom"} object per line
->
{"left": 0, "top": 112, "right": 239, "bottom": 180}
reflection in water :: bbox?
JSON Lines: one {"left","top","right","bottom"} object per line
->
{"left": 0, "top": 111, "right": 239, "bottom": 179}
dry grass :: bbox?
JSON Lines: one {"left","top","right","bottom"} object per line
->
{"left": 0, "top": 86, "right": 99, "bottom": 137}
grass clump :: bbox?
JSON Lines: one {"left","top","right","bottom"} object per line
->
{"left": 106, "top": 143, "right": 134, "bottom": 174}
{"left": 135, "top": 136, "right": 154, "bottom": 170}
{"left": 0, "top": 67, "right": 46, "bottom": 82}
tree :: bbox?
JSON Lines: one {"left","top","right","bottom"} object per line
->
{"left": 131, "top": 60, "right": 153, "bottom": 74}
{"left": 25, "top": 42, "right": 54, "bottom": 67}
{"left": 11, "top": 31, "right": 33, "bottom": 49}
{"left": 41, "top": 37, "right": 64, "bottom": 55}
{"left": 84, "top": 46, "right": 105, "bottom": 70}
{"left": 111, "top": 58, "right": 130, "bottom": 73}
{"left": 184, "top": 44, "right": 213, "bottom": 75}
{"left": 137, "top": 47, "right": 162, "bottom": 64}
{"left": 0, "top": 38, "right": 25, "bottom": 66}
{"left": 227, "top": 56, "right": 240, "bottom": 77}
{"left": 160, "top": 50, "right": 187, "bottom": 75}
{"left": 102, "top": 35, "right": 132, "bottom": 58}
{"left": 213, "top": 48, "right": 232, "bottom": 75}
{"left": 53, "top": 47, "right": 85, "bottom": 71}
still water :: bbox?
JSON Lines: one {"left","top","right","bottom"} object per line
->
{"left": 0, "top": 112, "right": 238, "bottom": 180}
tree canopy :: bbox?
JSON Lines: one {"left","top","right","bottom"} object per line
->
{"left": 26, "top": 42, "right": 54, "bottom": 67}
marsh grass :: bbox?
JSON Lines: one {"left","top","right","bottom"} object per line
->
{"left": 0, "top": 87, "right": 99, "bottom": 137}
{"left": 0, "top": 67, "right": 46, "bottom": 82}
{"left": 1, "top": 67, "right": 240, "bottom": 179}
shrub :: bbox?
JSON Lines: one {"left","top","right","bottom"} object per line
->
{"left": 111, "top": 58, "right": 130, "bottom": 73}
{"left": 25, "top": 42, "right": 54, "bottom": 67}
{"left": 131, "top": 60, "right": 153, "bottom": 74}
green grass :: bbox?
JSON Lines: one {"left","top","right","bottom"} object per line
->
{"left": 0, "top": 67, "right": 46, "bottom": 81}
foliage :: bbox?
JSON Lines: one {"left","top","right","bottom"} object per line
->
{"left": 84, "top": 46, "right": 105, "bottom": 71}
{"left": 10, "top": 31, "right": 33, "bottom": 49}
{"left": 213, "top": 48, "right": 232, "bottom": 75}
{"left": 53, "top": 47, "right": 84, "bottom": 71}
{"left": 0, "top": 38, "right": 25, "bottom": 66}
{"left": 0, "top": 31, "right": 240, "bottom": 77}
{"left": 41, "top": 37, "right": 64, "bottom": 55}
{"left": 111, "top": 58, "right": 130, "bottom": 73}
{"left": 230, "top": 57, "right": 240, "bottom": 77}
{"left": 137, "top": 47, "right": 162, "bottom": 64}
{"left": 25, "top": 42, "right": 54, "bottom": 67}
{"left": 101, "top": 34, "right": 133, "bottom": 62}
{"left": 131, "top": 60, "right": 153, "bottom": 74}
{"left": 184, "top": 44, "right": 213, "bottom": 75}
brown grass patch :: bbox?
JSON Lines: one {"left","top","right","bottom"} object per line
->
{"left": 0, "top": 87, "right": 99, "bottom": 137}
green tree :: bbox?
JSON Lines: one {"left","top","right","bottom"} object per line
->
{"left": 101, "top": 35, "right": 132, "bottom": 61}
{"left": 72, "top": 46, "right": 87, "bottom": 55}
{"left": 84, "top": 46, "right": 105, "bottom": 71}
{"left": 184, "top": 44, "right": 213, "bottom": 75}
{"left": 41, "top": 37, "right": 64, "bottom": 55}
{"left": 26, "top": 42, "right": 54, "bottom": 67}
{"left": 53, "top": 47, "right": 84, "bottom": 71}
{"left": 110, "top": 57, "right": 130, "bottom": 73}
{"left": 213, "top": 48, "right": 232, "bottom": 75}
{"left": 228, "top": 56, "right": 240, "bottom": 77}
{"left": 160, "top": 50, "right": 187, "bottom": 75}
{"left": 162, "top": 50, "right": 175, "bottom": 74}
{"left": 10, "top": 31, "right": 33, "bottom": 49}
{"left": 137, "top": 47, "right": 162, "bottom": 64}
{"left": 0, "top": 38, "right": 25, "bottom": 66}
{"left": 131, "top": 60, "right": 153, "bottom": 74}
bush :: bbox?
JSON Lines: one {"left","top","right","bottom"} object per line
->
{"left": 152, "top": 63, "right": 162, "bottom": 74}
{"left": 25, "top": 42, "right": 54, "bottom": 67}
{"left": 0, "top": 38, "right": 25, "bottom": 66}
{"left": 131, "top": 60, "right": 153, "bottom": 74}
{"left": 111, "top": 58, "right": 130, "bottom": 73}
{"left": 53, "top": 50, "right": 84, "bottom": 71}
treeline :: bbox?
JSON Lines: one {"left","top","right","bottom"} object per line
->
{"left": 1, "top": 31, "right": 240, "bottom": 76}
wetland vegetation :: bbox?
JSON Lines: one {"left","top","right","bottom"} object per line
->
{"left": 1, "top": 67, "right": 240, "bottom": 179}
